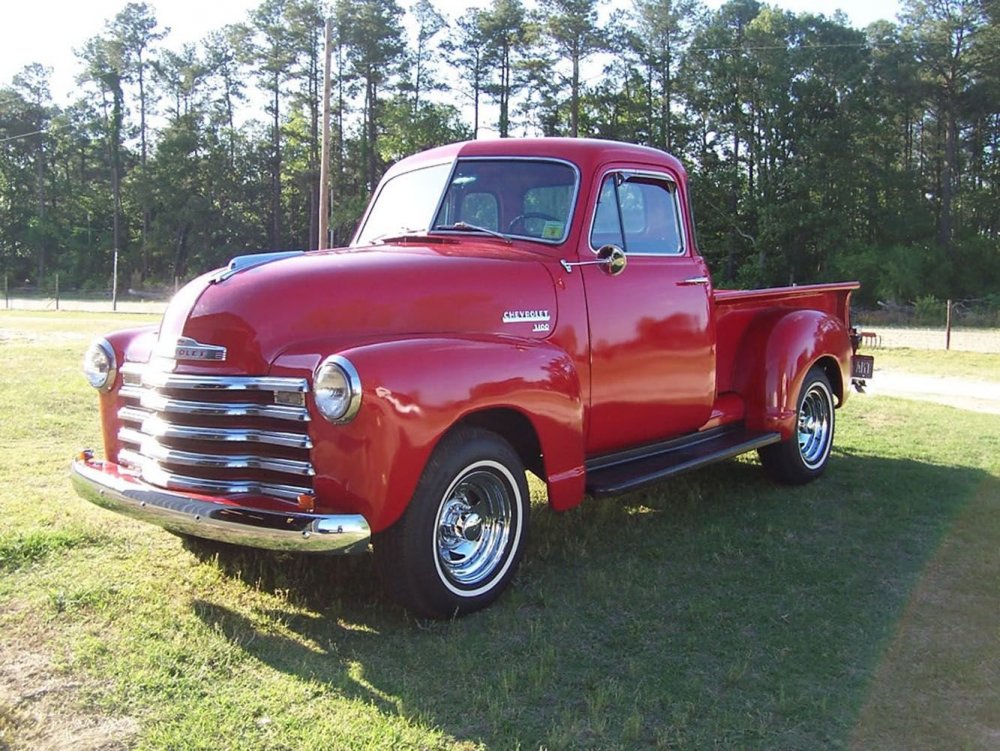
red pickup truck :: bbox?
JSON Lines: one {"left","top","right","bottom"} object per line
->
{"left": 73, "top": 138, "right": 872, "bottom": 618}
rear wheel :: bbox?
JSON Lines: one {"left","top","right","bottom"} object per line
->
{"left": 373, "top": 428, "right": 529, "bottom": 618}
{"left": 759, "top": 366, "right": 835, "bottom": 485}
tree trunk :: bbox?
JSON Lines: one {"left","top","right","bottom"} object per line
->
{"left": 271, "top": 73, "right": 281, "bottom": 248}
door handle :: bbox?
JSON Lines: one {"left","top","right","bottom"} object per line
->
{"left": 677, "top": 276, "right": 710, "bottom": 286}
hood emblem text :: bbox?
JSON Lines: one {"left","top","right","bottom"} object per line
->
{"left": 502, "top": 310, "right": 550, "bottom": 324}
{"left": 158, "top": 337, "right": 228, "bottom": 362}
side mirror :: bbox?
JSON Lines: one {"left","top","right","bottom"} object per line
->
{"left": 560, "top": 245, "right": 628, "bottom": 276}
{"left": 597, "top": 244, "right": 627, "bottom": 276}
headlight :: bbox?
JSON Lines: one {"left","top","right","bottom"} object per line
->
{"left": 314, "top": 355, "right": 361, "bottom": 423}
{"left": 83, "top": 338, "right": 117, "bottom": 391}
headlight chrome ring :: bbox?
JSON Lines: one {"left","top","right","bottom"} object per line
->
{"left": 313, "top": 355, "right": 362, "bottom": 424}
{"left": 83, "top": 338, "right": 117, "bottom": 391}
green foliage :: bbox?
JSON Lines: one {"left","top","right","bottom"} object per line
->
{"left": 914, "top": 294, "right": 946, "bottom": 326}
{"left": 0, "top": 529, "right": 93, "bottom": 571}
{"left": 0, "top": 0, "right": 998, "bottom": 298}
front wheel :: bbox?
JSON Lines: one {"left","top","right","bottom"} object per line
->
{"left": 758, "top": 366, "right": 835, "bottom": 485}
{"left": 373, "top": 428, "right": 529, "bottom": 618}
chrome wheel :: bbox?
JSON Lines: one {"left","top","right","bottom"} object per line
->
{"left": 373, "top": 428, "right": 528, "bottom": 618}
{"left": 797, "top": 379, "right": 833, "bottom": 469}
{"left": 434, "top": 462, "right": 517, "bottom": 592}
{"left": 758, "top": 366, "right": 836, "bottom": 485}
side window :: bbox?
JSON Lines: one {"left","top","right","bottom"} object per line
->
{"left": 590, "top": 176, "right": 624, "bottom": 248}
{"left": 590, "top": 173, "right": 684, "bottom": 255}
{"left": 626, "top": 180, "right": 683, "bottom": 254}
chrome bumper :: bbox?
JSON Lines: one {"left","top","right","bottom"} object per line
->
{"left": 71, "top": 457, "right": 371, "bottom": 554}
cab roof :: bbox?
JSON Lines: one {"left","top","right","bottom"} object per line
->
{"left": 384, "top": 138, "right": 687, "bottom": 182}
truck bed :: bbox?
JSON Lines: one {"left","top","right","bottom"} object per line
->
{"left": 713, "top": 282, "right": 858, "bottom": 396}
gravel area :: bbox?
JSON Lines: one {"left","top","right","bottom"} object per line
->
{"left": 863, "top": 371, "right": 1000, "bottom": 415}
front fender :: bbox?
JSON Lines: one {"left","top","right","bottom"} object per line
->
{"left": 733, "top": 310, "right": 852, "bottom": 439}
{"left": 271, "top": 335, "right": 584, "bottom": 532}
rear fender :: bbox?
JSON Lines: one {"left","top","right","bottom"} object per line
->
{"left": 733, "top": 310, "right": 852, "bottom": 439}
{"left": 271, "top": 335, "right": 585, "bottom": 532}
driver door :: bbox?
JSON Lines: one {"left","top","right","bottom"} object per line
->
{"left": 582, "top": 169, "right": 716, "bottom": 455}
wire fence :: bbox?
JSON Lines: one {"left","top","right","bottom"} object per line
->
{"left": 855, "top": 298, "right": 1000, "bottom": 329}
{"left": 4, "top": 276, "right": 998, "bottom": 352}
{"left": 2, "top": 275, "right": 171, "bottom": 314}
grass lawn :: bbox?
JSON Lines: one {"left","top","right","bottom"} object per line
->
{"left": 1, "top": 311, "right": 998, "bottom": 750}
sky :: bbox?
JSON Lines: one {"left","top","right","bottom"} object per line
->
{"left": 0, "top": 0, "right": 904, "bottom": 104}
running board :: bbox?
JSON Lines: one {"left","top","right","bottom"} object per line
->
{"left": 585, "top": 426, "right": 782, "bottom": 497}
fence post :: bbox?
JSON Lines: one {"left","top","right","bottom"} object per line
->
{"left": 945, "top": 299, "right": 952, "bottom": 351}
{"left": 112, "top": 247, "right": 119, "bottom": 312}
{"left": 3, "top": 274, "right": 7, "bottom": 310}
{"left": 55, "top": 273, "right": 60, "bottom": 311}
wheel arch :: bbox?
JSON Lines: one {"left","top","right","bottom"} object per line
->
{"left": 813, "top": 354, "right": 845, "bottom": 407}
{"left": 733, "top": 308, "right": 852, "bottom": 440}
{"left": 455, "top": 407, "right": 544, "bottom": 480}
{"left": 273, "top": 334, "right": 586, "bottom": 532}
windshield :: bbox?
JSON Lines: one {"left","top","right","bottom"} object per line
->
{"left": 432, "top": 159, "right": 578, "bottom": 243}
{"left": 354, "top": 162, "right": 452, "bottom": 245}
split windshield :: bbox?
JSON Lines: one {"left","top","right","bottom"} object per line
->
{"left": 354, "top": 158, "right": 578, "bottom": 245}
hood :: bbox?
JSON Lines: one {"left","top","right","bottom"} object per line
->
{"left": 154, "top": 244, "right": 559, "bottom": 374}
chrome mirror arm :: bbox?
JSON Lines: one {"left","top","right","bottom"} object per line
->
{"left": 560, "top": 258, "right": 613, "bottom": 273}
{"left": 561, "top": 245, "right": 628, "bottom": 277}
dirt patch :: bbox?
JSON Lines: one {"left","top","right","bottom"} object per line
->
{"left": 851, "top": 476, "right": 1000, "bottom": 750}
{"left": 864, "top": 370, "right": 1000, "bottom": 415}
{"left": 0, "top": 328, "right": 91, "bottom": 344}
{"left": 0, "top": 635, "right": 137, "bottom": 751}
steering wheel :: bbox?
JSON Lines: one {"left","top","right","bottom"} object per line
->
{"left": 507, "top": 211, "right": 560, "bottom": 235}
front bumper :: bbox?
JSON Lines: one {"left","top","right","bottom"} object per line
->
{"left": 71, "top": 457, "right": 371, "bottom": 554}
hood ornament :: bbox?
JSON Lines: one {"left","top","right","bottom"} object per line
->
{"left": 156, "top": 336, "right": 228, "bottom": 363}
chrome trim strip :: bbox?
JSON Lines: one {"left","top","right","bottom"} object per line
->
{"left": 137, "top": 391, "right": 310, "bottom": 422}
{"left": 314, "top": 355, "right": 363, "bottom": 425}
{"left": 155, "top": 336, "right": 228, "bottom": 363}
{"left": 586, "top": 168, "right": 688, "bottom": 257}
{"left": 141, "top": 371, "right": 309, "bottom": 394}
{"left": 85, "top": 338, "right": 118, "bottom": 392}
{"left": 132, "top": 438, "right": 315, "bottom": 477}
{"left": 118, "top": 406, "right": 151, "bottom": 424}
{"left": 210, "top": 251, "right": 305, "bottom": 284}
{"left": 119, "top": 427, "right": 144, "bottom": 446}
{"left": 140, "top": 415, "right": 313, "bottom": 449}
{"left": 121, "top": 362, "right": 145, "bottom": 377}
{"left": 72, "top": 458, "right": 369, "bottom": 554}
{"left": 119, "top": 385, "right": 144, "bottom": 400}
{"left": 116, "top": 452, "right": 313, "bottom": 501}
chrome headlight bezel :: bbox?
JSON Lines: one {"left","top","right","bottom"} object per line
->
{"left": 83, "top": 338, "right": 117, "bottom": 391}
{"left": 313, "top": 355, "right": 362, "bottom": 424}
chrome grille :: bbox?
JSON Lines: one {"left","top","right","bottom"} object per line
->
{"left": 117, "top": 363, "right": 314, "bottom": 502}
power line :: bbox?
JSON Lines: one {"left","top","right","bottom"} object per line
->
{"left": 685, "top": 39, "right": 953, "bottom": 54}
{"left": 0, "top": 129, "right": 46, "bottom": 144}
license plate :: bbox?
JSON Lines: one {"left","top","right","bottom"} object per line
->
{"left": 851, "top": 354, "right": 874, "bottom": 380}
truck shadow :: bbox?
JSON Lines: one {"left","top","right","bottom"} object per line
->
{"left": 189, "top": 452, "right": 994, "bottom": 748}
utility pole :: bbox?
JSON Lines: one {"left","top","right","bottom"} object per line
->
{"left": 318, "top": 18, "right": 333, "bottom": 250}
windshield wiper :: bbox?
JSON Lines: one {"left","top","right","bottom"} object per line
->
{"left": 436, "top": 222, "right": 511, "bottom": 244}
{"left": 369, "top": 226, "right": 426, "bottom": 244}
